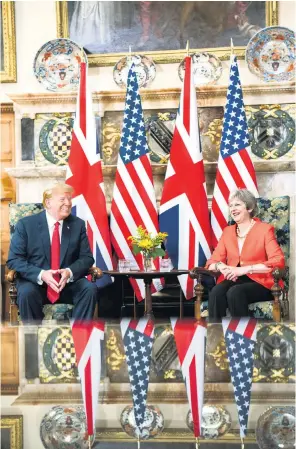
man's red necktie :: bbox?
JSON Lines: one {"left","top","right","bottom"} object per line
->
{"left": 47, "top": 221, "right": 60, "bottom": 304}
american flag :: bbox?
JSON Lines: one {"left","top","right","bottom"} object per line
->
{"left": 211, "top": 55, "right": 259, "bottom": 248}
{"left": 159, "top": 56, "right": 212, "bottom": 299}
{"left": 110, "top": 64, "right": 162, "bottom": 300}
{"left": 171, "top": 318, "right": 207, "bottom": 437}
{"left": 222, "top": 317, "right": 257, "bottom": 438}
{"left": 71, "top": 320, "right": 105, "bottom": 436}
{"left": 66, "top": 62, "right": 113, "bottom": 287}
{"left": 121, "top": 318, "right": 154, "bottom": 435}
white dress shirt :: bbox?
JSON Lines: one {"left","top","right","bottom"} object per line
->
{"left": 37, "top": 211, "right": 73, "bottom": 284}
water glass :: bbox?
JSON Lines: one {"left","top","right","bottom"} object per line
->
{"left": 118, "top": 259, "right": 130, "bottom": 272}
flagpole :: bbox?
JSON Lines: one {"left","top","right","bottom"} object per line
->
{"left": 241, "top": 436, "right": 244, "bottom": 449}
{"left": 186, "top": 40, "right": 190, "bottom": 57}
{"left": 195, "top": 437, "right": 199, "bottom": 448}
{"left": 137, "top": 435, "right": 141, "bottom": 449}
{"left": 88, "top": 435, "right": 92, "bottom": 449}
{"left": 230, "top": 38, "right": 234, "bottom": 60}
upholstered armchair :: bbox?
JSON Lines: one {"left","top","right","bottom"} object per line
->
{"left": 6, "top": 203, "right": 103, "bottom": 324}
{"left": 190, "top": 196, "right": 290, "bottom": 322}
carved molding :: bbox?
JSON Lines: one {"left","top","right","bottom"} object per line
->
{"left": 0, "top": 102, "right": 14, "bottom": 113}
{"left": 95, "top": 428, "right": 256, "bottom": 442}
{"left": 7, "top": 82, "right": 295, "bottom": 106}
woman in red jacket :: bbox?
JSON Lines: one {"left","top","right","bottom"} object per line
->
{"left": 206, "top": 189, "right": 285, "bottom": 319}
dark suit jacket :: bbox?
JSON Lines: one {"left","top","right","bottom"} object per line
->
{"left": 7, "top": 211, "right": 94, "bottom": 284}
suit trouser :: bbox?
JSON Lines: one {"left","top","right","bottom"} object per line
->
{"left": 17, "top": 278, "right": 98, "bottom": 323}
{"left": 208, "top": 275, "right": 273, "bottom": 320}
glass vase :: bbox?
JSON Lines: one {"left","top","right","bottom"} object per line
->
{"left": 143, "top": 254, "right": 153, "bottom": 272}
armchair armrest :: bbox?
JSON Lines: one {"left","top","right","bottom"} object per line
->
{"left": 6, "top": 269, "right": 18, "bottom": 325}
{"left": 89, "top": 266, "right": 103, "bottom": 282}
{"left": 189, "top": 267, "right": 220, "bottom": 321}
{"left": 271, "top": 267, "right": 289, "bottom": 320}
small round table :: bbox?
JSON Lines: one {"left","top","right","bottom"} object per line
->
{"left": 103, "top": 270, "right": 189, "bottom": 320}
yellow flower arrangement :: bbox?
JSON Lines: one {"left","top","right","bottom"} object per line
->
{"left": 128, "top": 225, "right": 168, "bottom": 259}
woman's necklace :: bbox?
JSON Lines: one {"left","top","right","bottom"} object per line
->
{"left": 236, "top": 219, "right": 255, "bottom": 239}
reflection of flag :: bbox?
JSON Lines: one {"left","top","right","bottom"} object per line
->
{"left": 171, "top": 318, "right": 207, "bottom": 437}
{"left": 159, "top": 56, "right": 211, "bottom": 299}
{"left": 110, "top": 65, "right": 162, "bottom": 301}
{"left": 222, "top": 317, "right": 257, "bottom": 438}
{"left": 66, "top": 62, "right": 113, "bottom": 287}
{"left": 121, "top": 318, "right": 154, "bottom": 435}
{"left": 211, "top": 55, "right": 259, "bottom": 248}
{"left": 71, "top": 320, "right": 105, "bottom": 436}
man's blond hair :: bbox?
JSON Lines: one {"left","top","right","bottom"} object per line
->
{"left": 43, "top": 183, "right": 74, "bottom": 207}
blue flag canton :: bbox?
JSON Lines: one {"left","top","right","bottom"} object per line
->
{"left": 220, "top": 56, "right": 249, "bottom": 160}
{"left": 123, "top": 328, "right": 153, "bottom": 429}
{"left": 225, "top": 330, "right": 255, "bottom": 435}
{"left": 120, "top": 65, "right": 149, "bottom": 165}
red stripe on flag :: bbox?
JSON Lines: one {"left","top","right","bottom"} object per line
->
{"left": 84, "top": 358, "right": 94, "bottom": 436}
{"left": 228, "top": 318, "right": 240, "bottom": 333}
{"left": 224, "top": 156, "right": 248, "bottom": 189}
{"left": 129, "top": 320, "right": 137, "bottom": 330}
{"left": 215, "top": 169, "right": 231, "bottom": 204}
{"left": 86, "top": 222, "right": 93, "bottom": 281}
{"left": 126, "top": 158, "right": 158, "bottom": 226}
{"left": 115, "top": 172, "right": 146, "bottom": 229}
{"left": 143, "top": 320, "right": 154, "bottom": 337}
{"left": 79, "top": 63, "right": 86, "bottom": 137}
{"left": 239, "top": 149, "right": 258, "bottom": 188}
{"left": 189, "top": 357, "right": 200, "bottom": 437}
{"left": 243, "top": 318, "right": 257, "bottom": 339}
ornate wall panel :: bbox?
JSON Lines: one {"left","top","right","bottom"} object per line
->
{"left": 1, "top": 327, "right": 19, "bottom": 394}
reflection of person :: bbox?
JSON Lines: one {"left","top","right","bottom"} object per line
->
{"left": 205, "top": 189, "right": 285, "bottom": 319}
{"left": 7, "top": 183, "right": 97, "bottom": 322}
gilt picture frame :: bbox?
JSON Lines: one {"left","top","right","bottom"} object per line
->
{"left": 0, "top": 416, "right": 23, "bottom": 449}
{"left": 56, "top": 1, "right": 278, "bottom": 67}
{"left": 0, "top": 1, "right": 17, "bottom": 82}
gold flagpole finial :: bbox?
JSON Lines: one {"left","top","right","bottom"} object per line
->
{"left": 186, "top": 40, "right": 190, "bottom": 57}
{"left": 195, "top": 437, "right": 199, "bottom": 449}
{"left": 241, "top": 436, "right": 245, "bottom": 449}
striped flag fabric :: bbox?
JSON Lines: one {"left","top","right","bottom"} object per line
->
{"left": 171, "top": 318, "right": 207, "bottom": 438}
{"left": 211, "top": 55, "right": 259, "bottom": 248}
{"left": 222, "top": 317, "right": 257, "bottom": 438}
{"left": 121, "top": 318, "right": 154, "bottom": 436}
{"left": 159, "top": 56, "right": 212, "bottom": 299}
{"left": 71, "top": 320, "right": 105, "bottom": 437}
{"left": 66, "top": 62, "right": 113, "bottom": 287}
{"left": 110, "top": 64, "right": 162, "bottom": 301}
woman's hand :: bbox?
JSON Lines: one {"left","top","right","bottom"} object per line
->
{"left": 221, "top": 265, "right": 249, "bottom": 281}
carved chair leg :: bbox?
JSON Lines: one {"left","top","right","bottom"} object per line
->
{"left": 8, "top": 280, "right": 19, "bottom": 325}
{"left": 271, "top": 280, "right": 282, "bottom": 322}
{"left": 194, "top": 274, "right": 204, "bottom": 321}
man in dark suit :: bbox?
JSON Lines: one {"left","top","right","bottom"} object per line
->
{"left": 7, "top": 183, "right": 97, "bottom": 322}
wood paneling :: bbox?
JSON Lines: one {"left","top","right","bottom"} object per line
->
{"left": 1, "top": 326, "right": 19, "bottom": 394}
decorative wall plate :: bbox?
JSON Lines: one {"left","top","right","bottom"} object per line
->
{"left": 256, "top": 406, "right": 295, "bottom": 449}
{"left": 120, "top": 405, "right": 164, "bottom": 439}
{"left": 113, "top": 55, "right": 156, "bottom": 88}
{"left": 33, "top": 38, "right": 87, "bottom": 92}
{"left": 178, "top": 53, "right": 223, "bottom": 86}
{"left": 40, "top": 406, "right": 95, "bottom": 449}
{"left": 246, "top": 26, "right": 295, "bottom": 82}
{"left": 186, "top": 405, "right": 231, "bottom": 438}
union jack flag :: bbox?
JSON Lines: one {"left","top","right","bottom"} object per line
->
{"left": 121, "top": 318, "right": 154, "bottom": 436}
{"left": 66, "top": 62, "right": 113, "bottom": 287}
{"left": 211, "top": 55, "right": 259, "bottom": 248}
{"left": 71, "top": 320, "right": 105, "bottom": 436}
{"left": 171, "top": 318, "right": 207, "bottom": 437}
{"left": 110, "top": 65, "right": 162, "bottom": 300}
{"left": 159, "top": 56, "right": 212, "bottom": 299}
{"left": 222, "top": 317, "right": 257, "bottom": 438}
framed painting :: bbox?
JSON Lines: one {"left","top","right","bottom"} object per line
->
{"left": 0, "top": 1, "right": 17, "bottom": 82}
{"left": 56, "top": 1, "right": 278, "bottom": 66}
{"left": 0, "top": 416, "right": 23, "bottom": 449}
